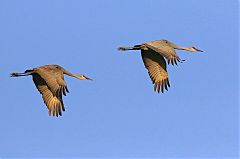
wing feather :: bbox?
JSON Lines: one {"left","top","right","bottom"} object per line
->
{"left": 141, "top": 49, "right": 170, "bottom": 93}
{"left": 32, "top": 74, "right": 65, "bottom": 117}
{"left": 34, "top": 68, "right": 69, "bottom": 97}
{"left": 144, "top": 41, "right": 183, "bottom": 66}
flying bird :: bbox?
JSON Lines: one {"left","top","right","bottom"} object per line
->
{"left": 10, "top": 64, "right": 92, "bottom": 117}
{"left": 118, "top": 39, "right": 203, "bottom": 93}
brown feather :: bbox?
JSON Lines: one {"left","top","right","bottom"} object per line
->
{"left": 141, "top": 50, "right": 170, "bottom": 93}
{"left": 32, "top": 74, "right": 65, "bottom": 117}
{"left": 144, "top": 41, "right": 182, "bottom": 66}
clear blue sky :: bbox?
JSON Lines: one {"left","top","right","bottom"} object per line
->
{"left": 0, "top": 0, "right": 238, "bottom": 158}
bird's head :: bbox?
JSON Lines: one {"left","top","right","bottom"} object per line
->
{"left": 189, "top": 47, "right": 204, "bottom": 52}
{"left": 77, "top": 74, "right": 92, "bottom": 80}
{"left": 160, "top": 40, "right": 204, "bottom": 52}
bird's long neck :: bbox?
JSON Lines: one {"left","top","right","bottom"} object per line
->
{"left": 174, "top": 45, "right": 193, "bottom": 52}
{"left": 63, "top": 69, "right": 80, "bottom": 79}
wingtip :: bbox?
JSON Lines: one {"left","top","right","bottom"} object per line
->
{"left": 153, "top": 79, "right": 170, "bottom": 94}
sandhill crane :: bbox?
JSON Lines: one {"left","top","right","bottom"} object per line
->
{"left": 118, "top": 39, "right": 203, "bottom": 93}
{"left": 10, "top": 64, "right": 92, "bottom": 117}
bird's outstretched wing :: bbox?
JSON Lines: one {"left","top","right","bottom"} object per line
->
{"left": 32, "top": 74, "right": 65, "bottom": 117}
{"left": 34, "top": 68, "right": 69, "bottom": 97}
{"left": 32, "top": 67, "right": 69, "bottom": 117}
{"left": 141, "top": 49, "right": 170, "bottom": 93}
{"left": 144, "top": 41, "right": 184, "bottom": 65}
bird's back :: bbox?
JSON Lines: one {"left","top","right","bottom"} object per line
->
{"left": 144, "top": 40, "right": 169, "bottom": 48}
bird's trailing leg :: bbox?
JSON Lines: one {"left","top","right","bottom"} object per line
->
{"left": 118, "top": 45, "right": 142, "bottom": 51}
{"left": 10, "top": 70, "right": 33, "bottom": 77}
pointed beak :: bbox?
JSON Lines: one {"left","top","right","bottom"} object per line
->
{"left": 84, "top": 76, "right": 93, "bottom": 81}
{"left": 193, "top": 47, "right": 203, "bottom": 52}
{"left": 196, "top": 48, "right": 203, "bottom": 52}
